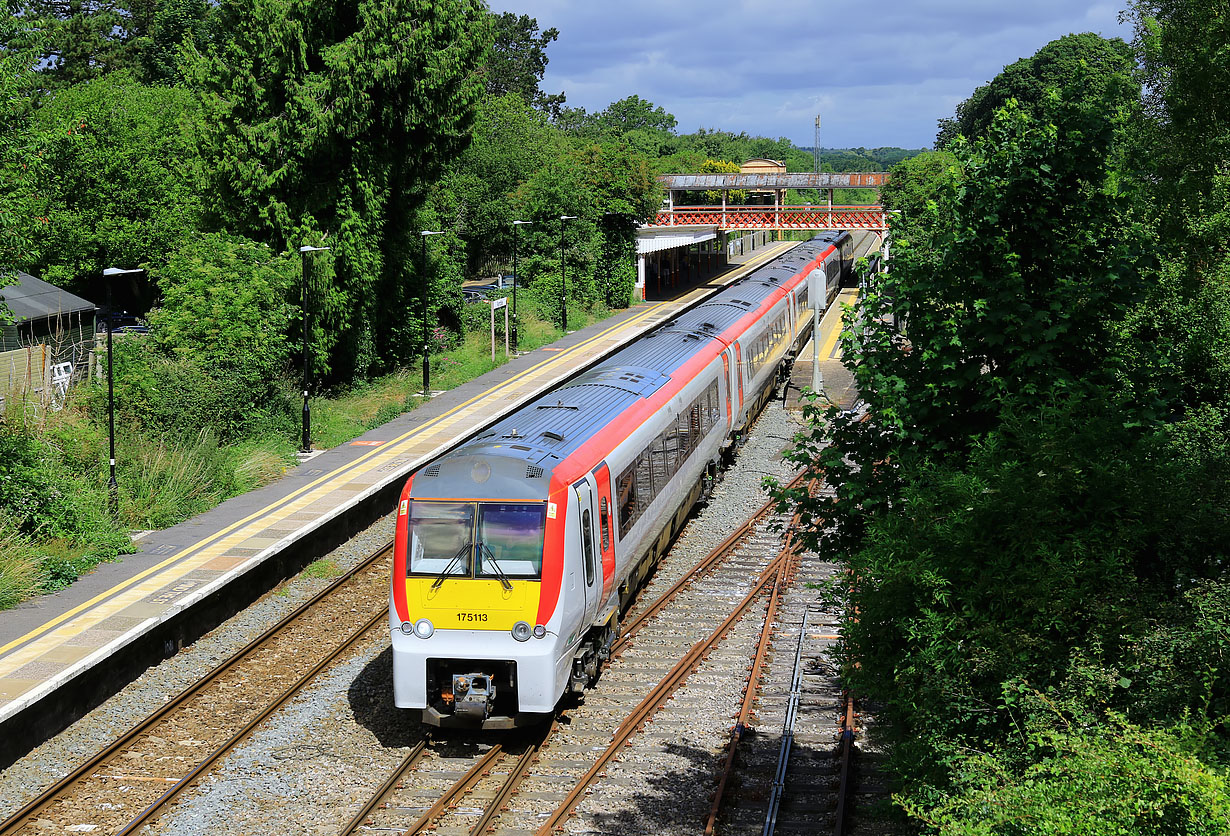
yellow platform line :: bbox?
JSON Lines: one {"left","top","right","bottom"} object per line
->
{"left": 0, "top": 246, "right": 791, "bottom": 663}
{"left": 0, "top": 303, "right": 659, "bottom": 661}
{"left": 818, "top": 288, "right": 859, "bottom": 360}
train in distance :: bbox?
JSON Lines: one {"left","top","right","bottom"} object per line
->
{"left": 389, "top": 231, "right": 855, "bottom": 728}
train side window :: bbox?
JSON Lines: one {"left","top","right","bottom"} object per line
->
{"left": 636, "top": 451, "right": 654, "bottom": 517}
{"left": 581, "top": 509, "right": 595, "bottom": 586}
{"left": 599, "top": 497, "right": 610, "bottom": 551}
{"left": 617, "top": 463, "right": 637, "bottom": 535}
{"left": 650, "top": 439, "right": 668, "bottom": 494}
{"left": 678, "top": 411, "right": 692, "bottom": 458}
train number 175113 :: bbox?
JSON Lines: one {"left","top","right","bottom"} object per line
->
{"left": 457, "top": 612, "right": 488, "bottom": 623}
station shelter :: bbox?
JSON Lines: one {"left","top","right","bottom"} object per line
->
{"left": 635, "top": 225, "right": 728, "bottom": 301}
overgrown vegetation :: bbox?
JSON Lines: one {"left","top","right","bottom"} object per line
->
{"left": 776, "top": 5, "right": 1230, "bottom": 831}
{"left": 0, "top": 0, "right": 917, "bottom": 611}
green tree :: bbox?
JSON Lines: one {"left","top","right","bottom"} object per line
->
{"left": 10, "top": 0, "right": 154, "bottom": 88}
{"left": 936, "top": 33, "right": 1135, "bottom": 148}
{"left": 0, "top": 4, "right": 46, "bottom": 311}
{"left": 596, "top": 95, "right": 677, "bottom": 136}
{"left": 139, "top": 232, "right": 300, "bottom": 438}
{"left": 21, "top": 73, "right": 203, "bottom": 292}
{"left": 188, "top": 0, "right": 491, "bottom": 381}
{"left": 699, "top": 158, "right": 745, "bottom": 204}
{"left": 484, "top": 12, "right": 564, "bottom": 116}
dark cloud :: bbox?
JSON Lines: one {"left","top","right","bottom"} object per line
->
{"left": 498, "top": 0, "right": 1131, "bottom": 148}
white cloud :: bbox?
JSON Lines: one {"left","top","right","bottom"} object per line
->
{"left": 496, "top": 0, "right": 1134, "bottom": 148}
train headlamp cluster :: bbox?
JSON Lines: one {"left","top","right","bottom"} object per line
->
{"left": 413, "top": 618, "right": 434, "bottom": 639}
{"left": 512, "top": 622, "right": 548, "bottom": 641}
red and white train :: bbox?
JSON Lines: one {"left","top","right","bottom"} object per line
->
{"left": 389, "top": 232, "right": 853, "bottom": 728}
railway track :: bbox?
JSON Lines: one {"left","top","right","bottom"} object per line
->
{"left": 706, "top": 483, "right": 850, "bottom": 835}
{"left": 336, "top": 458, "right": 818, "bottom": 836}
{"left": 0, "top": 546, "right": 396, "bottom": 836}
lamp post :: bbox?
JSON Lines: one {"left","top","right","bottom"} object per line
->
{"left": 559, "top": 215, "right": 576, "bottom": 332}
{"left": 101, "top": 266, "right": 142, "bottom": 517}
{"left": 512, "top": 220, "right": 531, "bottom": 352}
{"left": 420, "top": 230, "right": 446, "bottom": 395}
{"left": 298, "top": 245, "right": 330, "bottom": 453}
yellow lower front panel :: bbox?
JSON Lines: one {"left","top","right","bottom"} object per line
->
{"left": 408, "top": 578, "right": 541, "bottom": 632}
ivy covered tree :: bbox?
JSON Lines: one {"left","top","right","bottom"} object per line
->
{"left": 187, "top": 0, "right": 490, "bottom": 380}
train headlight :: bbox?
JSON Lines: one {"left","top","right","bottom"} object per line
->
{"left": 400, "top": 621, "right": 413, "bottom": 635}
{"left": 533, "top": 624, "right": 547, "bottom": 639}
{"left": 512, "top": 621, "right": 532, "bottom": 642}
{"left": 413, "top": 618, "right": 434, "bottom": 639}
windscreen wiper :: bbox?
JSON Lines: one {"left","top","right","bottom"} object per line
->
{"left": 431, "top": 542, "right": 472, "bottom": 589}
{"left": 478, "top": 542, "right": 514, "bottom": 591}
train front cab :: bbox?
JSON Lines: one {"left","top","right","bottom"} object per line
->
{"left": 390, "top": 455, "right": 615, "bottom": 729}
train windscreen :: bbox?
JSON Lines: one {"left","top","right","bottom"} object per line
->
{"left": 406, "top": 500, "right": 545, "bottom": 580}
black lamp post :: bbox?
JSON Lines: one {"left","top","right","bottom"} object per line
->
{"left": 511, "top": 220, "right": 531, "bottom": 352}
{"left": 420, "top": 230, "right": 445, "bottom": 395}
{"left": 101, "top": 266, "right": 142, "bottom": 517}
{"left": 298, "top": 245, "right": 330, "bottom": 453}
{"left": 559, "top": 215, "right": 576, "bottom": 332}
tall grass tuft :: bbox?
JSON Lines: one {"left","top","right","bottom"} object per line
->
{"left": 122, "top": 429, "right": 231, "bottom": 529}
{"left": 0, "top": 516, "right": 42, "bottom": 609}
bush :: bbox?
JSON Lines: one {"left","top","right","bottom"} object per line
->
{"left": 905, "top": 716, "right": 1230, "bottom": 835}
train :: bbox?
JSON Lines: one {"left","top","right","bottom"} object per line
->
{"left": 389, "top": 231, "right": 854, "bottom": 728}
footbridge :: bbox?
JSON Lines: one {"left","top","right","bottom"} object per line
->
{"left": 652, "top": 172, "right": 890, "bottom": 231}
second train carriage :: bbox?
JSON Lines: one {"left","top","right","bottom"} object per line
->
{"left": 389, "top": 232, "right": 854, "bottom": 728}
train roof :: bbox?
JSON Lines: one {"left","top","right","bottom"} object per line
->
{"left": 411, "top": 233, "right": 847, "bottom": 497}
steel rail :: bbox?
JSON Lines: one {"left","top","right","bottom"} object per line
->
{"left": 0, "top": 540, "right": 395, "bottom": 836}
{"left": 466, "top": 721, "right": 555, "bottom": 836}
{"left": 611, "top": 468, "right": 808, "bottom": 656}
{"left": 763, "top": 609, "right": 809, "bottom": 836}
{"left": 339, "top": 739, "right": 430, "bottom": 836}
{"left": 401, "top": 744, "right": 506, "bottom": 834}
{"left": 535, "top": 548, "right": 791, "bottom": 835}
{"left": 115, "top": 606, "right": 389, "bottom": 835}
{"left": 833, "top": 690, "right": 857, "bottom": 835}
{"left": 703, "top": 476, "right": 817, "bottom": 835}
{"left": 703, "top": 539, "right": 795, "bottom": 835}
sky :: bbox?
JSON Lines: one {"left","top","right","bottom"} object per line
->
{"left": 493, "top": 1, "right": 1134, "bottom": 150}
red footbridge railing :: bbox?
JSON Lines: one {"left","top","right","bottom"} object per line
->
{"left": 650, "top": 205, "right": 888, "bottom": 231}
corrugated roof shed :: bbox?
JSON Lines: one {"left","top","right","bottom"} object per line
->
{"left": 1, "top": 272, "right": 96, "bottom": 322}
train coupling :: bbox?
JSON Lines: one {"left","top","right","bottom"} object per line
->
{"left": 452, "top": 673, "right": 496, "bottom": 721}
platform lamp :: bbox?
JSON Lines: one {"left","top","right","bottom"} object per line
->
{"left": 101, "top": 266, "right": 143, "bottom": 517}
{"left": 298, "top": 245, "right": 330, "bottom": 453}
{"left": 559, "top": 215, "right": 577, "bottom": 332}
{"left": 511, "top": 220, "right": 531, "bottom": 353}
{"left": 420, "top": 231, "right": 446, "bottom": 395}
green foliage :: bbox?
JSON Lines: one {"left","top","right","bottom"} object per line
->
{"left": 936, "top": 33, "right": 1135, "bottom": 148}
{"left": 484, "top": 12, "right": 563, "bottom": 115}
{"left": 145, "top": 232, "right": 300, "bottom": 435}
{"left": 0, "top": 7, "right": 48, "bottom": 281}
{"left": 189, "top": 0, "right": 490, "bottom": 380}
{"left": 775, "top": 25, "right": 1230, "bottom": 832}
{"left": 21, "top": 73, "right": 203, "bottom": 290}
{"left": 907, "top": 717, "right": 1230, "bottom": 835}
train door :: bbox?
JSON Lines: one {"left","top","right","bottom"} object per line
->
{"left": 589, "top": 464, "right": 616, "bottom": 605}
{"left": 572, "top": 478, "right": 601, "bottom": 626}
{"left": 720, "top": 352, "right": 733, "bottom": 426}
{"left": 733, "top": 343, "right": 745, "bottom": 417}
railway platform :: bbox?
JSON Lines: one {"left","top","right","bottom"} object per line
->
{"left": 0, "top": 242, "right": 801, "bottom": 765}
